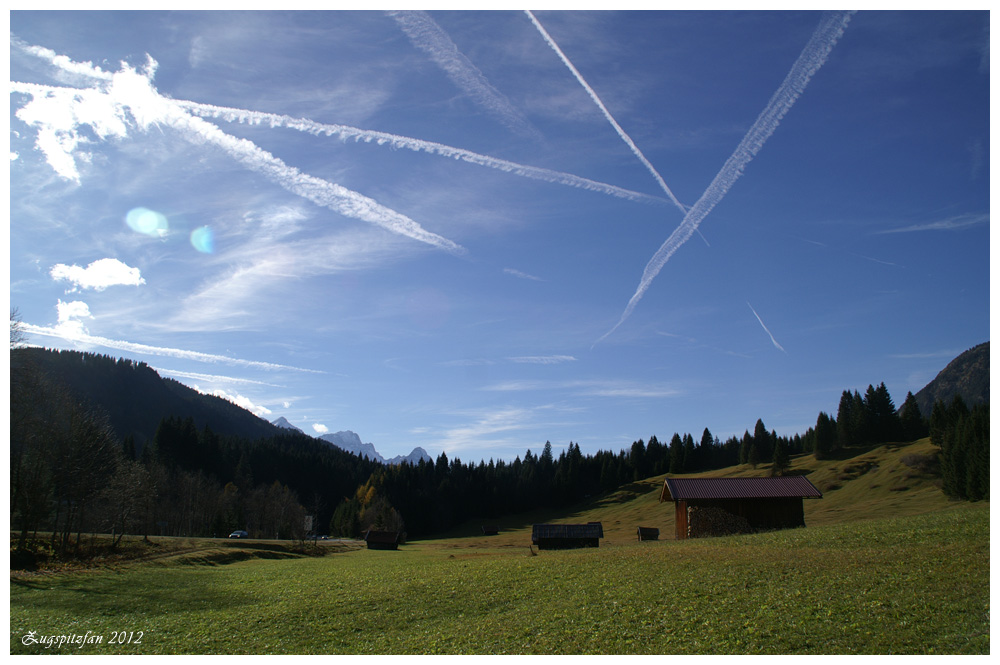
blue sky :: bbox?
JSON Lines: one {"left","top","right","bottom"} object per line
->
{"left": 8, "top": 9, "right": 990, "bottom": 464}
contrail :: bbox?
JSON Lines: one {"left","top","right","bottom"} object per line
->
{"left": 525, "top": 10, "right": 687, "bottom": 215}
{"left": 179, "top": 100, "right": 668, "bottom": 206}
{"left": 11, "top": 46, "right": 463, "bottom": 254}
{"left": 20, "top": 322, "right": 324, "bottom": 373}
{"left": 597, "top": 11, "right": 854, "bottom": 344}
{"left": 389, "top": 10, "right": 543, "bottom": 141}
{"left": 747, "top": 302, "right": 786, "bottom": 353}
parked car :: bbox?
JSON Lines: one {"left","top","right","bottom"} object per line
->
{"left": 228, "top": 530, "right": 249, "bottom": 539}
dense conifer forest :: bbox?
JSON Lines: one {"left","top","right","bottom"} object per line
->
{"left": 9, "top": 340, "right": 988, "bottom": 552}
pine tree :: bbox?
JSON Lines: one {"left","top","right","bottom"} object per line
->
{"left": 899, "top": 391, "right": 928, "bottom": 442}
{"left": 753, "top": 419, "right": 771, "bottom": 463}
{"left": 668, "top": 434, "right": 683, "bottom": 474}
{"left": 771, "top": 436, "right": 790, "bottom": 476}
{"left": 866, "top": 382, "right": 901, "bottom": 443}
{"left": 682, "top": 433, "right": 695, "bottom": 473}
{"left": 814, "top": 412, "right": 836, "bottom": 460}
{"left": 836, "top": 390, "right": 856, "bottom": 449}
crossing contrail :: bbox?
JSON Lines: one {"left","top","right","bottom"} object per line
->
{"left": 389, "top": 10, "right": 543, "bottom": 141}
{"left": 10, "top": 48, "right": 464, "bottom": 254}
{"left": 747, "top": 302, "right": 786, "bottom": 353}
{"left": 597, "top": 11, "right": 854, "bottom": 344}
{"left": 525, "top": 10, "right": 687, "bottom": 216}
{"left": 178, "top": 100, "right": 669, "bottom": 206}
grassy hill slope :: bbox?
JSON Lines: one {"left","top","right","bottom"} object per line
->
{"left": 418, "top": 438, "right": 955, "bottom": 549}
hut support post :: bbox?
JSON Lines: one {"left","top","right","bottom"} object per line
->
{"left": 675, "top": 500, "right": 688, "bottom": 540}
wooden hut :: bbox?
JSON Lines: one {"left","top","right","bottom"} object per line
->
{"left": 531, "top": 522, "right": 603, "bottom": 549}
{"left": 636, "top": 526, "right": 659, "bottom": 541}
{"left": 660, "top": 477, "right": 823, "bottom": 540}
{"left": 481, "top": 525, "right": 500, "bottom": 536}
{"left": 363, "top": 529, "right": 401, "bottom": 550}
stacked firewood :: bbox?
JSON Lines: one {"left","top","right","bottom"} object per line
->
{"left": 687, "top": 505, "right": 754, "bottom": 538}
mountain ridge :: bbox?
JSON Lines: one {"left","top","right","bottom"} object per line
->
{"left": 911, "top": 342, "right": 989, "bottom": 417}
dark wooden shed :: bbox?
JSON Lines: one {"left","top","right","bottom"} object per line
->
{"left": 660, "top": 477, "right": 823, "bottom": 540}
{"left": 363, "top": 529, "right": 401, "bottom": 550}
{"left": 636, "top": 526, "right": 659, "bottom": 541}
{"left": 481, "top": 525, "right": 500, "bottom": 536}
{"left": 531, "top": 522, "right": 603, "bottom": 549}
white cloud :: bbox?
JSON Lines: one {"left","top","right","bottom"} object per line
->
{"left": 503, "top": 267, "right": 544, "bottom": 281}
{"left": 50, "top": 257, "right": 145, "bottom": 291}
{"left": 875, "top": 213, "right": 988, "bottom": 234}
{"left": 598, "top": 11, "right": 854, "bottom": 344}
{"left": 195, "top": 386, "right": 272, "bottom": 417}
{"left": 155, "top": 367, "right": 283, "bottom": 387}
{"left": 54, "top": 299, "right": 92, "bottom": 338}
{"left": 508, "top": 355, "right": 577, "bottom": 364}
{"left": 182, "top": 99, "right": 666, "bottom": 205}
{"left": 389, "top": 10, "right": 542, "bottom": 140}
{"left": 482, "top": 378, "right": 679, "bottom": 398}
{"left": 12, "top": 50, "right": 464, "bottom": 253}
{"left": 23, "top": 303, "right": 322, "bottom": 373}
{"left": 312, "top": 423, "right": 329, "bottom": 434}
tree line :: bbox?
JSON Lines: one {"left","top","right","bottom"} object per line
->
{"left": 9, "top": 330, "right": 988, "bottom": 551}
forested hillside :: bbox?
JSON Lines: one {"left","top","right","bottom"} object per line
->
{"left": 9, "top": 343, "right": 987, "bottom": 557}
{"left": 12, "top": 347, "right": 283, "bottom": 450}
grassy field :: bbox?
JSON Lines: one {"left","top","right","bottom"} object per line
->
{"left": 9, "top": 441, "right": 989, "bottom": 655}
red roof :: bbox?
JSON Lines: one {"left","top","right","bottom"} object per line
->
{"left": 660, "top": 476, "right": 822, "bottom": 502}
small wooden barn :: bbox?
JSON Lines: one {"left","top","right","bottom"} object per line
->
{"left": 660, "top": 476, "right": 823, "bottom": 540}
{"left": 531, "top": 522, "right": 603, "bottom": 549}
{"left": 481, "top": 525, "right": 500, "bottom": 536}
{"left": 363, "top": 529, "right": 401, "bottom": 550}
{"left": 636, "top": 526, "right": 659, "bottom": 541}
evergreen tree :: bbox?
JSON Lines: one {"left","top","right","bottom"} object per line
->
{"left": 682, "top": 433, "right": 695, "bottom": 473}
{"left": 698, "top": 428, "right": 714, "bottom": 471}
{"left": 668, "top": 434, "right": 683, "bottom": 474}
{"left": 836, "top": 390, "right": 856, "bottom": 449}
{"left": 866, "top": 382, "right": 901, "bottom": 443}
{"left": 630, "top": 439, "right": 647, "bottom": 480}
{"left": 646, "top": 435, "right": 665, "bottom": 475}
{"left": 753, "top": 419, "right": 771, "bottom": 463}
{"left": 813, "top": 411, "right": 836, "bottom": 460}
{"left": 899, "top": 391, "right": 928, "bottom": 442}
{"left": 771, "top": 436, "right": 790, "bottom": 476}
{"left": 739, "top": 430, "right": 752, "bottom": 465}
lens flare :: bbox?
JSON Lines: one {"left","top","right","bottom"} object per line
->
{"left": 125, "top": 207, "right": 168, "bottom": 237}
{"left": 190, "top": 225, "right": 214, "bottom": 254}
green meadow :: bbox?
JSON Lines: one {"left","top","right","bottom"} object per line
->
{"left": 9, "top": 440, "right": 989, "bottom": 655}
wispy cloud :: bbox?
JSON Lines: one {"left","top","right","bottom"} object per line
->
{"left": 874, "top": 213, "right": 988, "bottom": 234}
{"left": 525, "top": 10, "right": 687, "bottom": 215}
{"left": 10, "top": 44, "right": 463, "bottom": 254}
{"left": 50, "top": 257, "right": 145, "bottom": 291}
{"left": 178, "top": 100, "right": 667, "bottom": 206}
{"left": 13, "top": 39, "right": 114, "bottom": 82}
{"left": 597, "top": 11, "right": 854, "bottom": 344}
{"left": 389, "top": 10, "right": 542, "bottom": 140}
{"left": 173, "top": 227, "right": 403, "bottom": 331}
{"left": 22, "top": 303, "right": 322, "bottom": 373}
{"left": 482, "top": 378, "right": 679, "bottom": 398}
{"left": 155, "top": 367, "right": 284, "bottom": 387}
{"left": 508, "top": 355, "right": 577, "bottom": 365}
{"left": 441, "top": 358, "right": 496, "bottom": 367}
{"left": 194, "top": 386, "right": 272, "bottom": 418}
{"left": 434, "top": 406, "right": 541, "bottom": 454}
{"left": 747, "top": 302, "right": 786, "bottom": 353}
{"left": 503, "top": 267, "right": 544, "bottom": 281}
